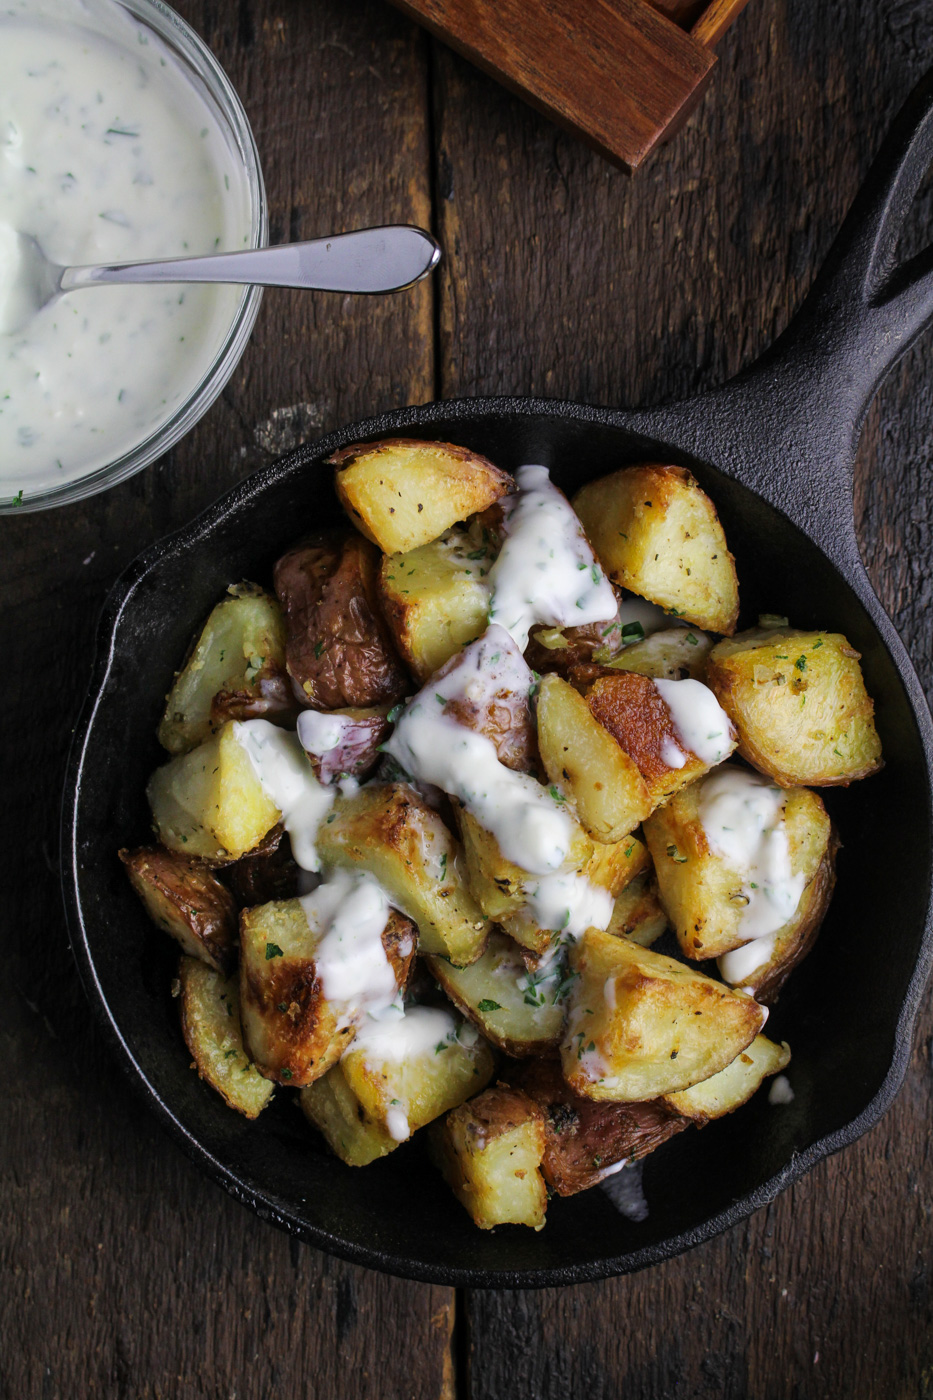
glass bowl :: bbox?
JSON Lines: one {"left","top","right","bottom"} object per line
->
{"left": 0, "top": 0, "right": 267, "bottom": 515}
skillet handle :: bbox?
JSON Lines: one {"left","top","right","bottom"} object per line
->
{"left": 628, "top": 67, "right": 933, "bottom": 559}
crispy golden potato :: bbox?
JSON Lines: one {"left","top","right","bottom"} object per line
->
{"left": 330, "top": 437, "right": 513, "bottom": 554}
{"left": 147, "top": 722, "right": 282, "bottom": 861}
{"left": 508, "top": 1056, "right": 690, "bottom": 1195}
{"left": 663, "top": 1034, "right": 790, "bottom": 1121}
{"left": 157, "top": 584, "right": 290, "bottom": 755}
{"left": 239, "top": 898, "right": 415, "bottom": 1086}
{"left": 273, "top": 532, "right": 409, "bottom": 711}
{"left": 316, "top": 783, "right": 489, "bottom": 965}
{"left": 333, "top": 1009, "right": 495, "bottom": 1150}
{"left": 224, "top": 826, "right": 302, "bottom": 907}
{"left": 643, "top": 774, "right": 836, "bottom": 963}
{"left": 426, "top": 931, "right": 567, "bottom": 1055}
{"left": 536, "top": 672, "right": 650, "bottom": 842}
{"left": 572, "top": 465, "right": 739, "bottom": 634}
{"left": 705, "top": 627, "right": 883, "bottom": 785}
{"left": 177, "top": 957, "right": 274, "bottom": 1119}
{"left": 430, "top": 1087, "right": 548, "bottom": 1229}
{"left": 585, "top": 671, "right": 735, "bottom": 811}
{"left": 561, "top": 929, "right": 764, "bottom": 1102}
{"left": 378, "top": 522, "right": 494, "bottom": 682}
{"left": 120, "top": 846, "right": 238, "bottom": 972}
{"left": 297, "top": 706, "right": 391, "bottom": 785}
{"left": 606, "top": 873, "right": 668, "bottom": 947}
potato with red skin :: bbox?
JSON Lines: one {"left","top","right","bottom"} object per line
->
{"left": 507, "top": 1057, "right": 690, "bottom": 1196}
{"left": 431, "top": 629, "right": 539, "bottom": 775}
{"left": 273, "top": 532, "right": 409, "bottom": 711}
{"left": 120, "top": 846, "right": 238, "bottom": 972}
{"left": 223, "top": 825, "right": 303, "bottom": 908}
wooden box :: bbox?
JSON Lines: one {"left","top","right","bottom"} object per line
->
{"left": 386, "top": 0, "right": 752, "bottom": 172}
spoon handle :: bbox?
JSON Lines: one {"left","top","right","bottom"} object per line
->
{"left": 59, "top": 225, "right": 441, "bottom": 296}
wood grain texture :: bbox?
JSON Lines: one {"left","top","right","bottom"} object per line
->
{"left": 0, "top": 3, "right": 450, "bottom": 1398}
{"left": 3, "top": 0, "right": 933, "bottom": 1395}
{"left": 389, "top": 0, "right": 716, "bottom": 172}
{"left": 430, "top": 0, "right": 933, "bottom": 1394}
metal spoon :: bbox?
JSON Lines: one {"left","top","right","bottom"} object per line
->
{"left": 3, "top": 224, "right": 441, "bottom": 334}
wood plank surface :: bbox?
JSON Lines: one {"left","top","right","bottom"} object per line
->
{"left": 3, "top": 0, "right": 933, "bottom": 1396}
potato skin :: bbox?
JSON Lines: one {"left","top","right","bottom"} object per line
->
{"left": 120, "top": 846, "right": 238, "bottom": 972}
{"left": 507, "top": 1057, "right": 689, "bottom": 1196}
{"left": 223, "top": 825, "right": 302, "bottom": 907}
{"left": 433, "top": 630, "right": 539, "bottom": 774}
{"left": 273, "top": 532, "right": 409, "bottom": 710}
{"left": 330, "top": 437, "right": 513, "bottom": 554}
{"left": 705, "top": 628, "right": 883, "bottom": 786}
{"left": 572, "top": 464, "right": 739, "bottom": 635}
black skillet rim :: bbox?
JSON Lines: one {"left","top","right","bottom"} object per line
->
{"left": 61, "top": 395, "right": 933, "bottom": 1289}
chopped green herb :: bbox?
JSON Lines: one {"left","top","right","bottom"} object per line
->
{"left": 477, "top": 999, "right": 502, "bottom": 1013}
{"left": 314, "top": 641, "right": 324, "bottom": 658}
{"left": 265, "top": 942, "right": 284, "bottom": 960}
{"left": 621, "top": 621, "right": 645, "bottom": 644}
{"left": 666, "top": 844, "right": 688, "bottom": 864}
{"left": 548, "top": 785, "right": 566, "bottom": 804}
{"left": 281, "top": 1068, "right": 292, "bottom": 1080}
{"left": 795, "top": 655, "right": 807, "bottom": 672}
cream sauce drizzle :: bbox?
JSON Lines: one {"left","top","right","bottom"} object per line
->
{"left": 232, "top": 719, "right": 334, "bottom": 872}
{"left": 654, "top": 677, "right": 734, "bottom": 767}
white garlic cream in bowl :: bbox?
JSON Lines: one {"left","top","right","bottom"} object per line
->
{"left": 0, "top": 0, "right": 266, "bottom": 513}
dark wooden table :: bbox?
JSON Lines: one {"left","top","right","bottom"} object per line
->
{"left": 4, "top": 1, "right": 933, "bottom": 1395}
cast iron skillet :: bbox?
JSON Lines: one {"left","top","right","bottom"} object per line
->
{"left": 63, "top": 72, "right": 933, "bottom": 1288}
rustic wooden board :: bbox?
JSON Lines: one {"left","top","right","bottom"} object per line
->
{"left": 3, "top": 0, "right": 933, "bottom": 1394}
{"left": 388, "top": 0, "right": 718, "bottom": 172}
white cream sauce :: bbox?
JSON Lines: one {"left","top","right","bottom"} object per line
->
{"left": 0, "top": 0, "right": 251, "bottom": 499}
{"left": 654, "top": 677, "right": 734, "bottom": 767}
{"left": 488, "top": 464, "right": 618, "bottom": 649}
{"left": 233, "top": 719, "right": 334, "bottom": 872}
{"left": 519, "top": 871, "right": 613, "bottom": 940}
{"left": 299, "top": 869, "right": 397, "bottom": 1020}
{"left": 384, "top": 626, "right": 576, "bottom": 876}
{"left": 768, "top": 1074, "right": 795, "bottom": 1106}
{"left": 296, "top": 708, "right": 353, "bottom": 757}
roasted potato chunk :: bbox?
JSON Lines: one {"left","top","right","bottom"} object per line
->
{"left": 147, "top": 721, "right": 282, "bottom": 861}
{"left": 643, "top": 771, "right": 836, "bottom": 964}
{"left": 304, "top": 1007, "right": 496, "bottom": 1163}
{"left": 430, "top": 1087, "right": 548, "bottom": 1229}
{"left": 157, "top": 583, "right": 289, "bottom": 755}
{"left": 536, "top": 672, "right": 650, "bottom": 842}
{"left": 316, "top": 782, "right": 489, "bottom": 965}
{"left": 299, "top": 1063, "right": 398, "bottom": 1166}
{"left": 378, "top": 522, "right": 495, "bottom": 682}
{"left": 585, "top": 671, "right": 736, "bottom": 812}
{"left": 296, "top": 706, "right": 390, "bottom": 784}
{"left": 705, "top": 627, "right": 883, "bottom": 785}
{"left": 606, "top": 872, "right": 668, "bottom": 947}
{"left": 239, "top": 896, "right": 415, "bottom": 1086}
{"left": 457, "top": 806, "right": 594, "bottom": 927}
{"left": 572, "top": 465, "right": 739, "bottom": 634}
{"left": 426, "top": 931, "right": 566, "bottom": 1055}
{"left": 331, "top": 437, "right": 513, "bottom": 554}
{"left": 274, "top": 532, "right": 408, "bottom": 710}
{"left": 663, "top": 1034, "right": 790, "bottom": 1121}
{"left": 433, "top": 626, "right": 539, "bottom": 774}
{"left": 120, "top": 845, "right": 238, "bottom": 971}
{"left": 178, "top": 957, "right": 274, "bottom": 1119}
{"left": 509, "top": 1056, "right": 689, "bottom": 1195}
{"left": 561, "top": 929, "right": 764, "bottom": 1102}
